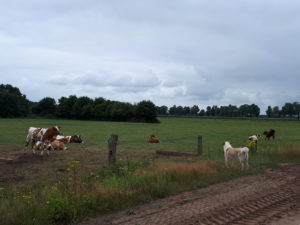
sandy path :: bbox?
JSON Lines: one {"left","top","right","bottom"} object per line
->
{"left": 79, "top": 163, "right": 300, "bottom": 225}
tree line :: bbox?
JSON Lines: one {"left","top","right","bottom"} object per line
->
{"left": 1, "top": 84, "right": 299, "bottom": 120}
{"left": 156, "top": 104, "right": 260, "bottom": 117}
{"left": 156, "top": 103, "right": 300, "bottom": 118}
{"left": 0, "top": 84, "right": 157, "bottom": 122}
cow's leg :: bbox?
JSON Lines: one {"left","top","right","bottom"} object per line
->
{"left": 224, "top": 153, "right": 228, "bottom": 167}
{"left": 25, "top": 134, "right": 30, "bottom": 147}
{"left": 31, "top": 140, "right": 36, "bottom": 149}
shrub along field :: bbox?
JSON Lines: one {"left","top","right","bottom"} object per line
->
{"left": 0, "top": 117, "right": 299, "bottom": 225}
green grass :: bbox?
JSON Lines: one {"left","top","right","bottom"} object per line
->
{"left": 0, "top": 117, "right": 299, "bottom": 225}
{"left": 1, "top": 117, "right": 300, "bottom": 152}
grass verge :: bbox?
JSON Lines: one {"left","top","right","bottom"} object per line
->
{"left": 0, "top": 159, "right": 256, "bottom": 225}
{"left": 0, "top": 145, "right": 299, "bottom": 225}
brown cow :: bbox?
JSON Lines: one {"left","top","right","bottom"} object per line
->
{"left": 263, "top": 129, "right": 275, "bottom": 140}
{"left": 42, "top": 126, "right": 61, "bottom": 142}
{"left": 49, "top": 140, "right": 67, "bottom": 151}
{"left": 149, "top": 134, "right": 160, "bottom": 143}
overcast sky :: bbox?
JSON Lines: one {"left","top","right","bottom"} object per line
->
{"left": 1, "top": 0, "right": 299, "bottom": 113}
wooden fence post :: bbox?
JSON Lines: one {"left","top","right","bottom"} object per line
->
{"left": 197, "top": 136, "right": 203, "bottom": 155}
{"left": 108, "top": 134, "right": 118, "bottom": 165}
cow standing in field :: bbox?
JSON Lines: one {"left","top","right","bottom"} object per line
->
{"left": 25, "top": 126, "right": 61, "bottom": 155}
{"left": 263, "top": 129, "right": 276, "bottom": 140}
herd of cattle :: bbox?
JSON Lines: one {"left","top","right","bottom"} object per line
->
{"left": 25, "top": 125, "right": 276, "bottom": 158}
{"left": 25, "top": 126, "right": 84, "bottom": 155}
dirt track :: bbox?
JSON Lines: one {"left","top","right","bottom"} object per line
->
{"left": 79, "top": 163, "right": 300, "bottom": 225}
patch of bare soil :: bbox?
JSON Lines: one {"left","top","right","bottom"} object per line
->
{"left": 79, "top": 163, "right": 300, "bottom": 225}
{"left": 0, "top": 149, "right": 70, "bottom": 185}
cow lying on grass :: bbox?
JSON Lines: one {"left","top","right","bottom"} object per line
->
{"left": 149, "top": 134, "right": 160, "bottom": 143}
{"left": 223, "top": 141, "right": 249, "bottom": 170}
{"left": 49, "top": 135, "right": 84, "bottom": 151}
{"left": 54, "top": 135, "right": 84, "bottom": 144}
{"left": 49, "top": 140, "right": 68, "bottom": 151}
{"left": 33, "top": 135, "right": 84, "bottom": 152}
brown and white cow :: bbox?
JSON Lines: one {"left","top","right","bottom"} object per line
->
{"left": 25, "top": 126, "right": 61, "bottom": 154}
{"left": 32, "top": 141, "right": 50, "bottom": 155}
{"left": 48, "top": 135, "right": 84, "bottom": 151}
{"left": 53, "top": 135, "right": 84, "bottom": 144}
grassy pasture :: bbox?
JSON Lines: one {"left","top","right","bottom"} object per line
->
{"left": 0, "top": 117, "right": 299, "bottom": 155}
{"left": 0, "top": 117, "right": 299, "bottom": 225}
{"left": 0, "top": 117, "right": 299, "bottom": 187}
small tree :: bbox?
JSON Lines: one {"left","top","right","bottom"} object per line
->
{"left": 56, "top": 95, "right": 78, "bottom": 119}
{"left": 199, "top": 109, "right": 205, "bottom": 116}
{"left": 190, "top": 105, "right": 199, "bottom": 115}
{"left": 156, "top": 105, "right": 168, "bottom": 115}
{"left": 32, "top": 97, "right": 57, "bottom": 117}
{"left": 135, "top": 100, "right": 158, "bottom": 122}
{"left": 0, "top": 84, "right": 29, "bottom": 117}
{"left": 272, "top": 106, "right": 281, "bottom": 118}
{"left": 266, "top": 106, "right": 273, "bottom": 118}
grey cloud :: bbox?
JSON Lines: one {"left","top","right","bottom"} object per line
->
{"left": 1, "top": 0, "right": 300, "bottom": 112}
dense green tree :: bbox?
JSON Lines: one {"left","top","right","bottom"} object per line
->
{"left": 110, "top": 102, "right": 134, "bottom": 121}
{"left": 72, "top": 96, "right": 94, "bottom": 119}
{"left": 183, "top": 106, "right": 191, "bottom": 115}
{"left": 56, "top": 95, "right": 78, "bottom": 118}
{"left": 190, "top": 105, "right": 199, "bottom": 115}
{"left": 250, "top": 104, "right": 260, "bottom": 117}
{"left": 0, "top": 84, "right": 29, "bottom": 117}
{"left": 81, "top": 104, "right": 94, "bottom": 119}
{"left": 135, "top": 100, "right": 157, "bottom": 122}
{"left": 266, "top": 106, "right": 273, "bottom": 118}
{"left": 272, "top": 106, "right": 281, "bottom": 117}
{"left": 281, "top": 102, "right": 294, "bottom": 117}
{"left": 32, "top": 97, "right": 56, "bottom": 117}
{"left": 169, "top": 105, "right": 177, "bottom": 115}
{"left": 219, "top": 106, "right": 228, "bottom": 116}
{"left": 199, "top": 109, "right": 205, "bottom": 116}
{"left": 94, "top": 101, "right": 109, "bottom": 119}
{"left": 211, "top": 105, "right": 220, "bottom": 116}
{"left": 293, "top": 102, "right": 300, "bottom": 119}
{"left": 206, "top": 106, "right": 212, "bottom": 116}
{"left": 175, "top": 106, "right": 185, "bottom": 115}
{"left": 156, "top": 105, "right": 168, "bottom": 115}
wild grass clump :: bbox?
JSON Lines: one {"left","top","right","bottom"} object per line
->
{"left": 0, "top": 159, "right": 253, "bottom": 225}
{"left": 266, "top": 145, "right": 300, "bottom": 161}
